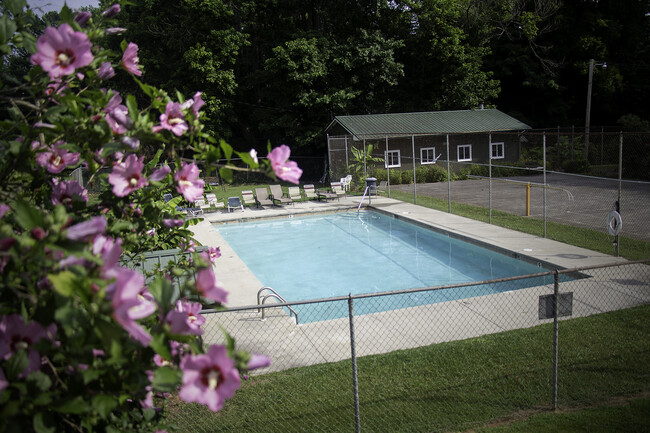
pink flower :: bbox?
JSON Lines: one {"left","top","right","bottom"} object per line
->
{"left": 122, "top": 42, "right": 142, "bottom": 76}
{"left": 122, "top": 136, "right": 140, "bottom": 150}
{"left": 30, "top": 24, "right": 94, "bottom": 79}
{"left": 51, "top": 178, "right": 88, "bottom": 206}
{"left": 66, "top": 215, "right": 107, "bottom": 241}
{"left": 93, "top": 235, "right": 122, "bottom": 278}
{"left": 0, "top": 204, "right": 9, "bottom": 219}
{"left": 109, "top": 154, "right": 148, "bottom": 197}
{"left": 102, "top": 3, "right": 120, "bottom": 17}
{"left": 248, "top": 354, "right": 271, "bottom": 371}
{"left": 174, "top": 162, "right": 204, "bottom": 202}
{"left": 0, "top": 314, "right": 56, "bottom": 378}
{"left": 153, "top": 102, "right": 188, "bottom": 136}
{"left": 267, "top": 145, "right": 302, "bottom": 184}
{"left": 74, "top": 11, "right": 91, "bottom": 27}
{"left": 98, "top": 62, "right": 115, "bottom": 80}
{"left": 36, "top": 141, "right": 80, "bottom": 173}
{"left": 181, "top": 91, "right": 205, "bottom": 118}
{"left": 195, "top": 267, "right": 228, "bottom": 304}
{"left": 163, "top": 218, "right": 184, "bottom": 228}
{"left": 104, "top": 92, "right": 131, "bottom": 134}
{"left": 0, "top": 368, "right": 6, "bottom": 393}
{"left": 166, "top": 300, "right": 205, "bottom": 335}
{"left": 110, "top": 269, "right": 156, "bottom": 346}
{"left": 179, "top": 345, "right": 241, "bottom": 412}
{"left": 150, "top": 165, "right": 171, "bottom": 182}
{"left": 207, "top": 247, "right": 221, "bottom": 263}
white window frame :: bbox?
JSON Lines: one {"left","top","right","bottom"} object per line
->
{"left": 491, "top": 142, "right": 504, "bottom": 160}
{"left": 385, "top": 150, "right": 401, "bottom": 168}
{"left": 457, "top": 144, "right": 472, "bottom": 162}
{"left": 420, "top": 147, "right": 437, "bottom": 165}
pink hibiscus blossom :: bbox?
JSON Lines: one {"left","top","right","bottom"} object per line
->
{"left": 36, "top": 141, "right": 80, "bottom": 174}
{"left": 66, "top": 215, "right": 107, "bottom": 241}
{"left": 30, "top": 23, "right": 94, "bottom": 80}
{"left": 195, "top": 267, "right": 228, "bottom": 304}
{"left": 150, "top": 165, "right": 171, "bottom": 182}
{"left": 180, "top": 91, "right": 205, "bottom": 118}
{"left": 174, "top": 162, "right": 204, "bottom": 202}
{"left": 110, "top": 268, "right": 156, "bottom": 346}
{"left": 109, "top": 154, "right": 148, "bottom": 197}
{"left": 0, "top": 204, "right": 9, "bottom": 219}
{"left": 104, "top": 92, "right": 131, "bottom": 134}
{"left": 166, "top": 299, "right": 205, "bottom": 335}
{"left": 0, "top": 314, "right": 56, "bottom": 378}
{"left": 153, "top": 102, "right": 189, "bottom": 136}
{"left": 248, "top": 354, "right": 271, "bottom": 371}
{"left": 207, "top": 247, "right": 221, "bottom": 263}
{"left": 51, "top": 178, "right": 88, "bottom": 206}
{"left": 267, "top": 145, "right": 302, "bottom": 184}
{"left": 98, "top": 62, "right": 115, "bottom": 79}
{"left": 179, "top": 345, "right": 241, "bottom": 412}
{"left": 92, "top": 235, "right": 122, "bottom": 278}
{"left": 122, "top": 42, "right": 142, "bottom": 76}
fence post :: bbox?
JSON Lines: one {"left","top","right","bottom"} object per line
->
{"left": 348, "top": 296, "right": 361, "bottom": 433}
{"left": 446, "top": 134, "right": 451, "bottom": 213}
{"left": 617, "top": 132, "right": 623, "bottom": 257}
{"left": 489, "top": 133, "right": 493, "bottom": 224}
{"left": 385, "top": 135, "right": 390, "bottom": 198}
{"left": 412, "top": 135, "right": 417, "bottom": 204}
{"left": 543, "top": 133, "right": 547, "bottom": 238}
{"left": 552, "top": 270, "right": 559, "bottom": 410}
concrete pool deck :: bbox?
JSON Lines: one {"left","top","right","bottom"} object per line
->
{"left": 189, "top": 195, "right": 649, "bottom": 372}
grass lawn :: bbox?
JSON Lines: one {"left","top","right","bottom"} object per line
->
{"left": 164, "top": 304, "right": 650, "bottom": 432}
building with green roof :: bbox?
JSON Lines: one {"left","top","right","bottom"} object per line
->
{"left": 325, "top": 108, "right": 532, "bottom": 182}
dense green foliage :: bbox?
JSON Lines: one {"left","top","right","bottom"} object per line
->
{"left": 98, "top": 0, "right": 649, "bottom": 159}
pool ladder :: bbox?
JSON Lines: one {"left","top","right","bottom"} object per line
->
{"left": 257, "top": 287, "right": 299, "bottom": 324}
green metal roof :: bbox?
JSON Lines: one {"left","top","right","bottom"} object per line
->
{"left": 326, "top": 109, "right": 531, "bottom": 139}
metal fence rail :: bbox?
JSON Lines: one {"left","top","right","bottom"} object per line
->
{"left": 166, "top": 260, "right": 650, "bottom": 432}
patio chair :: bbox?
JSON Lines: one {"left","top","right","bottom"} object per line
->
{"left": 331, "top": 181, "right": 346, "bottom": 200}
{"left": 163, "top": 193, "right": 174, "bottom": 203}
{"left": 205, "top": 193, "right": 225, "bottom": 210}
{"left": 377, "top": 180, "right": 388, "bottom": 195}
{"left": 303, "top": 184, "right": 318, "bottom": 200}
{"left": 227, "top": 196, "right": 244, "bottom": 212}
{"left": 254, "top": 187, "right": 274, "bottom": 207}
{"left": 269, "top": 184, "right": 293, "bottom": 206}
{"left": 241, "top": 190, "right": 256, "bottom": 207}
{"left": 175, "top": 205, "right": 203, "bottom": 217}
{"left": 341, "top": 175, "right": 352, "bottom": 191}
{"left": 288, "top": 186, "right": 302, "bottom": 202}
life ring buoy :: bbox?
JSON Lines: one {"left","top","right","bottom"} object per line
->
{"left": 607, "top": 210, "right": 622, "bottom": 236}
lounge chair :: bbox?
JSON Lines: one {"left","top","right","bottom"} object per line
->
{"left": 205, "top": 193, "right": 225, "bottom": 210}
{"left": 303, "top": 184, "right": 317, "bottom": 200}
{"left": 377, "top": 180, "right": 388, "bottom": 195}
{"left": 288, "top": 186, "right": 302, "bottom": 202}
{"left": 227, "top": 196, "right": 244, "bottom": 212}
{"left": 176, "top": 206, "right": 203, "bottom": 217}
{"left": 254, "top": 187, "right": 274, "bottom": 207}
{"left": 241, "top": 190, "right": 256, "bottom": 207}
{"left": 331, "top": 181, "right": 346, "bottom": 200}
{"left": 269, "top": 184, "right": 293, "bottom": 206}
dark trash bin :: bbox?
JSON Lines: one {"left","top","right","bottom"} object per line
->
{"left": 365, "top": 177, "right": 377, "bottom": 196}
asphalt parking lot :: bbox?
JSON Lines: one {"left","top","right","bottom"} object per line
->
{"left": 390, "top": 173, "right": 650, "bottom": 242}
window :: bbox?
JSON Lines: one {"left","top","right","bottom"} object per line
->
{"left": 491, "top": 142, "right": 504, "bottom": 159}
{"left": 385, "top": 150, "right": 401, "bottom": 168}
{"left": 457, "top": 144, "right": 472, "bottom": 162}
{"left": 420, "top": 147, "right": 438, "bottom": 164}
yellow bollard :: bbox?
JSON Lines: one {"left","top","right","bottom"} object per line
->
{"left": 525, "top": 182, "right": 531, "bottom": 216}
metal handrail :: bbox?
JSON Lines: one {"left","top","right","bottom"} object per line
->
{"left": 256, "top": 287, "right": 299, "bottom": 324}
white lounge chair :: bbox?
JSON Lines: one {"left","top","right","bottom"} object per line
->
{"left": 288, "top": 186, "right": 302, "bottom": 202}
{"left": 241, "top": 190, "right": 256, "bottom": 207}
{"left": 303, "top": 184, "right": 317, "bottom": 200}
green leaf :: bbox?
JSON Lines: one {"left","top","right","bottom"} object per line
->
{"left": 4, "top": 350, "right": 28, "bottom": 381}
{"left": 236, "top": 150, "right": 259, "bottom": 169}
{"left": 12, "top": 198, "right": 44, "bottom": 231}
{"left": 33, "top": 412, "right": 55, "bottom": 433}
{"left": 47, "top": 271, "right": 76, "bottom": 297}
{"left": 153, "top": 366, "right": 181, "bottom": 392}
{"left": 219, "top": 167, "right": 233, "bottom": 184}
{"left": 149, "top": 333, "right": 171, "bottom": 362}
{"left": 92, "top": 395, "right": 117, "bottom": 418}
{"left": 0, "top": 15, "right": 17, "bottom": 47}
{"left": 126, "top": 94, "right": 139, "bottom": 125}
{"left": 220, "top": 139, "right": 233, "bottom": 160}
{"left": 148, "top": 277, "right": 175, "bottom": 311}
{"left": 54, "top": 396, "right": 91, "bottom": 414}
{"left": 27, "top": 371, "right": 52, "bottom": 392}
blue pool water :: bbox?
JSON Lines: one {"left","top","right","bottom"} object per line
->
{"left": 216, "top": 211, "right": 554, "bottom": 321}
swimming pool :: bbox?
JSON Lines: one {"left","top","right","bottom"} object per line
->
{"left": 215, "top": 211, "right": 559, "bottom": 322}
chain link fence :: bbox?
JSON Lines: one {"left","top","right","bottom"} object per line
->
{"left": 328, "top": 131, "right": 650, "bottom": 254}
{"left": 165, "top": 260, "right": 650, "bottom": 432}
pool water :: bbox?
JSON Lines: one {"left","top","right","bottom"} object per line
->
{"left": 215, "top": 211, "right": 555, "bottom": 321}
